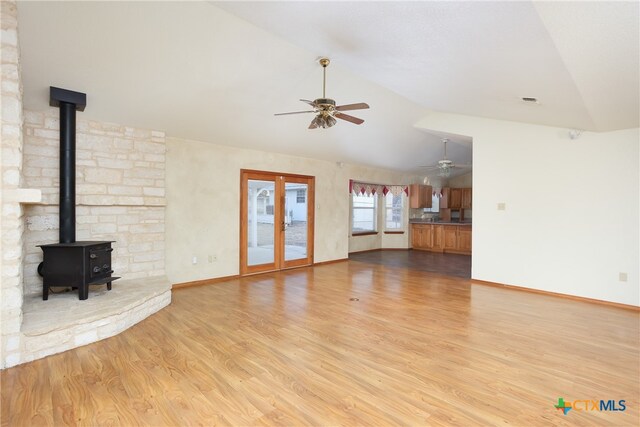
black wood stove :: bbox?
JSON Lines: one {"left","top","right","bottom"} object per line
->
{"left": 38, "top": 241, "right": 117, "bottom": 300}
{"left": 38, "top": 87, "right": 119, "bottom": 300}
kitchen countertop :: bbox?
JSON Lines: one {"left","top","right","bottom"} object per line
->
{"left": 409, "top": 219, "right": 472, "bottom": 226}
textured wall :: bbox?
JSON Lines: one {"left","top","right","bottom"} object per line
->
{"left": 1, "top": 0, "right": 26, "bottom": 368}
{"left": 165, "top": 136, "right": 417, "bottom": 284}
{"left": 22, "top": 108, "right": 166, "bottom": 295}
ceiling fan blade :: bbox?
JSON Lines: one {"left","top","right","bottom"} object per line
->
{"left": 335, "top": 112, "right": 364, "bottom": 125}
{"left": 452, "top": 164, "right": 472, "bottom": 169}
{"left": 336, "top": 102, "right": 369, "bottom": 112}
{"left": 274, "top": 110, "right": 315, "bottom": 116}
{"left": 300, "top": 99, "right": 317, "bottom": 107}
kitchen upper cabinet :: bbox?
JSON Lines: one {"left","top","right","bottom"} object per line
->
{"left": 449, "top": 188, "right": 462, "bottom": 209}
{"left": 439, "top": 187, "right": 471, "bottom": 221}
{"left": 462, "top": 188, "right": 472, "bottom": 209}
{"left": 409, "top": 184, "right": 432, "bottom": 209}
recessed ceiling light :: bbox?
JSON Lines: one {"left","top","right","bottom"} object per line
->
{"left": 521, "top": 97, "right": 539, "bottom": 104}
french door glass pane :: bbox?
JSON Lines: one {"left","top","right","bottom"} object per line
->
{"left": 247, "top": 179, "right": 275, "bottom": 266}
{"left": 284, "top": 183, "right": 308, "bottom": 261}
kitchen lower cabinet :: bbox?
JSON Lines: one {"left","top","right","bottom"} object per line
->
{"left": 411, "top": 224, "right": 471, "bottom": 255}
{"left": 411, "top": 224, "right": 426, "bottom": 248}
{"left": 457, "top": 227, "right": 472, "bottom": 253}
{"left": 443, "top": 227, "right": 458, "bottom": 251}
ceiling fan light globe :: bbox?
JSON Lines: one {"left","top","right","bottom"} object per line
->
{"left": 311, "top": 116, "right": 323, "bottom": 129}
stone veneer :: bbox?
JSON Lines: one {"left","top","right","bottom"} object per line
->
{"left": 1, "top": 0, "right": 26, "bottom": 369}
{"left": 1, "top": 1, "right": 171, "bottom": 368}
{"left": 22, "top": 108, "right": 167, "bottom": 295}
{"left": 20, "top": 276, "right": 171, "bottom": 364}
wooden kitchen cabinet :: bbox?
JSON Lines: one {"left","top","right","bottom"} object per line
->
{"left": 457, "top": 227, "right": 472, "bottom": 253}
{"left": 411, "top": 223, "right": 470, "bottom": 255}
{"left": 411, "top": 224, "right": 426, "bottom": 248}
{"left": 462, "top": 188, "right": 472, "bottom": 209}
{"left": 409, "top": 184, "right": 432, "bottom": 209}
{"left": 432, "top": 225, "right": 443, "bottom": 250}
{"left": 449, "top": 188, "right": 462, "bottom": 209}
{"left": 412, "top": 224, "right": 433, "bottom": 251}
{"left": 424, "top": 225, "right": 443, "bottom": 251}
{"left": 443, "top": 226, "right": 458, "bottom": 251}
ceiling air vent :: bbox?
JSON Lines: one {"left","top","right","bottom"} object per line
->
{"left": 521, "top": 97, "right": 539, "bottom": 104}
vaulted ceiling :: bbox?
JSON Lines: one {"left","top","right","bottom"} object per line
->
{"left": 16, "top": 1, "right": 639, "bottom": 176}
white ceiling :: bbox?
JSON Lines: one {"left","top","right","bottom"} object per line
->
{"left": 16, "top": 1, "right": 638, "bottom": 176}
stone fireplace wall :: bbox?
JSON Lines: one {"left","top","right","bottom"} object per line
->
{"left": 1, "top": 0, "right": 26, "bottom": 368}
{"left": 1, "top": 1, "right": 170, "bottom": 369}
{"left": 22, "top": 108, "right": 166, "bottom": 296}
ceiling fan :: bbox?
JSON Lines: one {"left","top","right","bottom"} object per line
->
{"left": 421, "top": 139, "right": 471, "bottom": 178}
{"left": 274, "top": 58, "right": 369, "bottom": 129}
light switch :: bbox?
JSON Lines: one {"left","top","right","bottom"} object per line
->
{"left": 497, "top": 202, "right": 506, "bottom": 211}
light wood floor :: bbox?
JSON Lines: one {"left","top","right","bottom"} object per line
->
{"left": 2, "top": 258, "right": 639, "bottom": 426}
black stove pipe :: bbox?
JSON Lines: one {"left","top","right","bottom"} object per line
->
{"left": 49, "top": 87, "right": 86, "bottom": 244}
{"left": 59, "top": 102, "right": 76, "bottom": 243}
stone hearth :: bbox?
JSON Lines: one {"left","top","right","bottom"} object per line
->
{"left": 19, "top": 277, "right": 171, "bottom": 364}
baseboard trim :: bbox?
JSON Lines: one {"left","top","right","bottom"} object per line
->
{"left": 349, "top": 248, "right": 410, "bottom": 254}
{"left": 314, "top": 258, "right": 348, "bottom": 266}
{"left": 471, "top": 279, "right": 640, "bottom": 312}
{"left": 172, "top": 274, "right": 240, "bottom": 290}
{"left": 173, "top": 260, "right": 349, "bottom": 288}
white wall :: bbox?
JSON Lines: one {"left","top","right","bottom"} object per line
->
{"left": 448, "top": 172, "right": 472, "bottom": 188}
{"left": 165, "top": 138, "right": 414, "bottom": 284}
{"left": 417, "top": 112, "right": 639, "bottom": 306}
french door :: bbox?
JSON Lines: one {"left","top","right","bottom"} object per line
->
{"left": 240, "top": 170, "right": 315, "bottom": 275}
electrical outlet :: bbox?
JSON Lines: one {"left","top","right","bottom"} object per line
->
{"left": 192, "top": 256, "right": 197, "bottom": 265}
{"left": 497, "top": 202, "right": 506, "bottom": 211}
{"left": 619, "top": 272, "right": 628, "bottom": 282}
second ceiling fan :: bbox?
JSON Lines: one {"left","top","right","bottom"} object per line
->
{"left": 421, "top": 139, "right": 472, "bottom": 178}
{"left": 275, "top": 58, "right": 369, "bottom": 129}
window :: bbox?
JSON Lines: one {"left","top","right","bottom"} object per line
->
{"left": 423, "top": 192, "right": 440, "bottom": 213}
{"left": 296, "top": 189, "right": 306, "bottom": 203}
{"left": 352, "top": 193, "right": 377, "bottom": 233}
{"left": 385, "top": 193, "right": 403, "bottom": 230}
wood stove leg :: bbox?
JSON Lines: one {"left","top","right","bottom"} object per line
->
{"left": 43, "top": 284, "right": 49, "bottom": 301}
{"left": 79, "top": 284, "right": 88, "bottom": 300}
{"left": 107, "top": 282, "right": 112, "bottom": 291}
